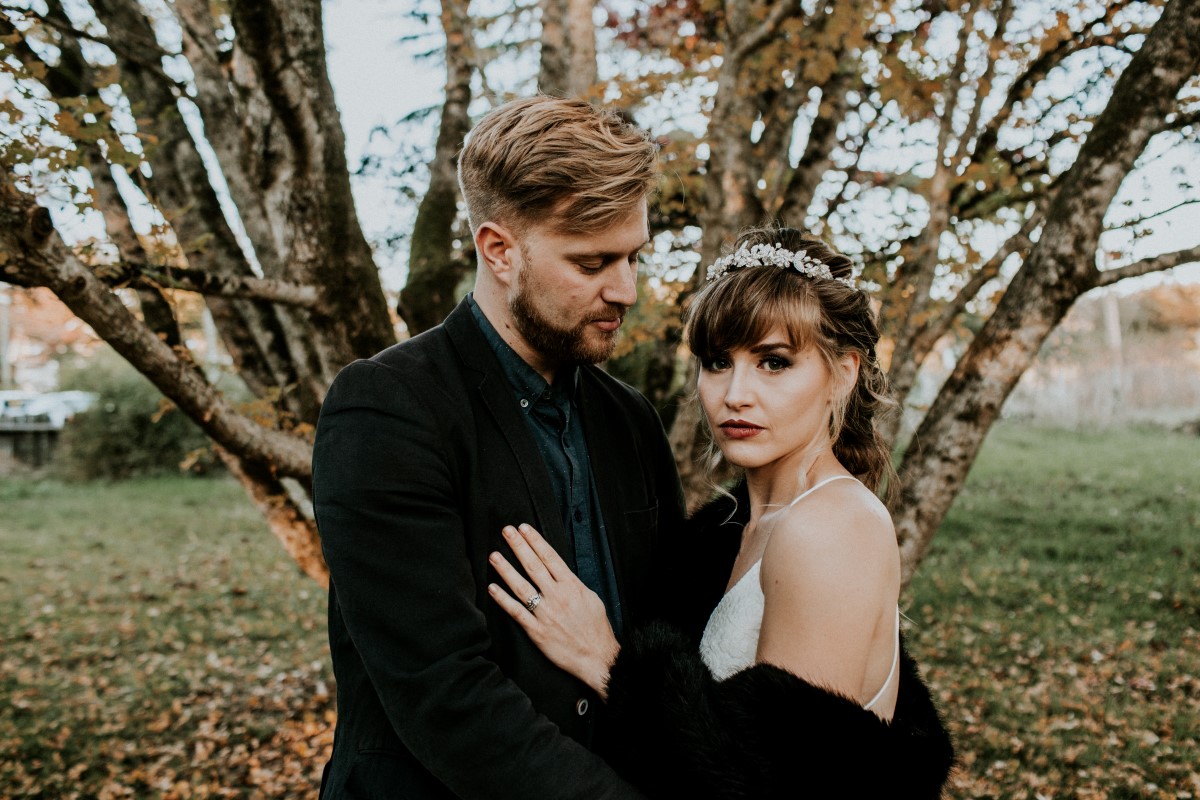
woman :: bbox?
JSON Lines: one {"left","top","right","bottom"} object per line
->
{"left": 488, "top": 227, "right": 954, "bottom": 798}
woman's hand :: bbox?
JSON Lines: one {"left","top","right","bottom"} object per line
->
{"left": 488, "top": 523, "right": 619, "bottom": 698}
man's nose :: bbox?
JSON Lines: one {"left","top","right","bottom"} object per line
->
{"left": 603, "top": 261, "right": 638, "bottom": 308}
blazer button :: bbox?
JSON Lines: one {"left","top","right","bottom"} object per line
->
{"left": 575, "top": 698, "right": 589, "bottom": 716}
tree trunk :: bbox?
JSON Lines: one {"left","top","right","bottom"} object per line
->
{"left": 220, "top": 449, "right": 328, "bottom": 586}
{"left": 538, "top": 0, "right": 569, "bottom": 95}
{"left": 565, "top": 0, "right": 598, "bottom": 95}
{"left": 538, "top": 0, "right": 597, "bottom": 97}
{"left": 398, "top": 0, "right": 475, "bottom": 335}
{"left": 225, "top": 0, "right": 395, "bottom": 367}
{"left": 93, "top": 0, "right": 323, "bottom": 421}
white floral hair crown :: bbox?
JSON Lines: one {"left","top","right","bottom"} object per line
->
{"left": 705, "top": 242, "right": 856, "bottom": 288}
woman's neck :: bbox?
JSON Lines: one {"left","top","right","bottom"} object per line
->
{"left": 744, "top": 446, "right": 844, "bottom": 524}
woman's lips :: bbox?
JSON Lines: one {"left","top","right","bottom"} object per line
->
{"left": 719, "top": 420, "right": 764, "bottom": 439}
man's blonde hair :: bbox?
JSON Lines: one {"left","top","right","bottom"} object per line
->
{"left": 458, "top": 95, "right": 659, "bottom": 234}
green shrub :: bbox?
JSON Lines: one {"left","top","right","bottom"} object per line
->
{"left": 53, "top": 348, "right": 214, "bottom": 480}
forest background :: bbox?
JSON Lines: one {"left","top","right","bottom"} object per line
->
{"left": 1, "top": 0, "right": 1199, "bottom": 795}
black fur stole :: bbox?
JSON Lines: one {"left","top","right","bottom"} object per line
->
{"left": 602, "top": 623, "right": 955, "bottom": 799}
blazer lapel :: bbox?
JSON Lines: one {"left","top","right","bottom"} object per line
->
{"left": 443, "top": 302, "right": 576, "bottom": 565}
{"left": 577, "top": 376, "right": 637, "bottom": 620}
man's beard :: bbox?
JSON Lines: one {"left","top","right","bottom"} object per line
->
{"left": 510, "top": 274, "right": 624, "bottom": 367}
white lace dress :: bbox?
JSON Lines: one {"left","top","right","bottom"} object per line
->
{"left": 699, "top": 559, "right": 765, "bottom": 681}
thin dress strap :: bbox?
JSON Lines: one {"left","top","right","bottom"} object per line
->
{"left": 783, "top": 474, "right": 859, "bottom": 510}
{"left": 862, "top": 607, "right": 900, "bottom": 711}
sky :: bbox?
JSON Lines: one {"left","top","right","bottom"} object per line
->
{"left": 323, "top": 2, "right": 443, "bottom": 290}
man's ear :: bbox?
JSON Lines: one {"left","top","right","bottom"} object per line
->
{"left": 475, "top": 222, "right": 519, "bottom": 287}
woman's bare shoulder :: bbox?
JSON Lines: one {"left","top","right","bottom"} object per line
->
{"left": 760, "top": 479, "right": 898, "bottom": 599}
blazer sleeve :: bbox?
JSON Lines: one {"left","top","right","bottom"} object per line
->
{"left": 601, "top": 623, "right": 954, "bottom": 800}
{"left": 314, "top": 360, "right": 644, "bottom": 800}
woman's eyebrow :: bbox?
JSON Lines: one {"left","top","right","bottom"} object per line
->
{"left": 748, "top": 341, "right": 796, "bottom": 354}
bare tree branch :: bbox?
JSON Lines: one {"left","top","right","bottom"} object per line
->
{"left": 973, "top": 0, "right": 1140, "bottom": 160}
{"left": 1096, "top": 244, "right": 1200, "bottom": 286}
{"left": 777, "top": 71, "right": 855, "bottom": 221}
{"left": 1105, "top": 198, "right": 1200, "bottom": 231}
{"left": 727, "top": 0, "right": 804, "bottom": 67}
{"left": 1165, "top": 108, "right": 1200, "bottom": 130}
{"left": 5, "top": 5, "right": 187, "bottom": 91}
{"left": 0, "top": 185, "right": 314, "bottom": 481}
{"left": 95, "top": 261, "right": 322, "bottom": 306}
{"left": 908, "top": 209, "right": 1042, "bottom": 356}
{"left": 885, "top": 7, "right": 974, "bottom": 366}
{"left": 956, "top": 0, "right": 1014, "bottom": 163}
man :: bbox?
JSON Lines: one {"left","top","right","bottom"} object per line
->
{"left": 313, "top": 96, "right": 686, "bottom": 799}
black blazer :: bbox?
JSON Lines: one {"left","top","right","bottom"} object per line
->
{"left": 312, "top": 299, "right": 687, "bottom": 799}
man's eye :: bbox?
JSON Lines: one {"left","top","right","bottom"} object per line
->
{"left": 576, "top": 262, "right": 603, "bottom": 272}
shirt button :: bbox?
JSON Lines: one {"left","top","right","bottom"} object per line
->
{"left": 574, "top": 509, "right": 583, "bottom": 523}
{"left": 575, "top": 698, "right": 589, "bottom": 716}
{"left": 519, "top": 398, "right": 529, "bottom": 408}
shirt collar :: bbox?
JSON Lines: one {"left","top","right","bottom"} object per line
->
{"left": 467, "top": 294, "right": 578, "bottom": 413}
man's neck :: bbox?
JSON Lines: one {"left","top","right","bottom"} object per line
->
{"left": 470, "top": 291, "right": 557, "bottom": 384}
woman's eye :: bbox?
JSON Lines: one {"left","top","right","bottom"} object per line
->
{"left": 701, "top": 356, "right": 731, "bottom": 372}
{"left": 762, "top": 356, "right": 790, "bottom": 372}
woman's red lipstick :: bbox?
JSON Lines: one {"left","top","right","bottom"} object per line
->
{"left": 719, "top": 419, "right": 764, "bottom": 439}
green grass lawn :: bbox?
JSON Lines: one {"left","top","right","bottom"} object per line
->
{"left": 0, "top": 476, "right": 330, "bottom": 798}
{"left": 909, "top": 424, "right": 1200, "bottom": 799}
{"left": 1, "top": 423, "right": 1197, "bottom": 798}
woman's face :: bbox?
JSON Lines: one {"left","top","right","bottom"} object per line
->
{"left": 697, "top": 328, "right": 854, "bottom": 473}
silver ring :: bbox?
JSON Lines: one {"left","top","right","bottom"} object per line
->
{"left": 524, "top": 592, "right": 542, "bottom": 613}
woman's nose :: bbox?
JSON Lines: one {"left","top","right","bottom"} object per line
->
{"left": 723, "top": 366, "right": 754, "bottom": 408}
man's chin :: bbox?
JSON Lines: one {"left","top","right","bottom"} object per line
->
{"left": 577, "top": 329, "right": 620, "bottom": 364}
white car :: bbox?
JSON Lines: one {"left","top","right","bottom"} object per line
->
{"left": 0, "top": 390, "right": 38, "bottom": 421}
{"left": 0, "top": 390, "right": 98, "bottom": 427}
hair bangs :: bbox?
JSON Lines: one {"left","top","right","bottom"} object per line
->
{"left": 686, "top": 267, "right": 826, "bottom": 360}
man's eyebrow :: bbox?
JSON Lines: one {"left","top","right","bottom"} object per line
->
{"left": 565, "top": 239, "right": 651, "bottom": 259}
